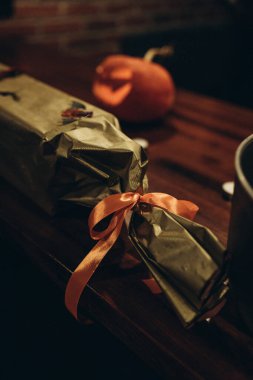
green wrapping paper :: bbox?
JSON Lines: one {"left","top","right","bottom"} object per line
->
{"left": 0, "top": 64, "right": 229, "bottom": 327}
{"left": 129, "top": 207, "right": 229, "bottom": 327}
{"left": 0, "top": 64, "right": 148, "bottom": 214}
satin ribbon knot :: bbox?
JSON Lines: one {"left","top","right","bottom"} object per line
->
{"left": 65, "top": 191, "right": 198, "bottom": 319}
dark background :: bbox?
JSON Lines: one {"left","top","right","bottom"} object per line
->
{"left": 122, "top": 23, "right": 253, "bottom": 109}
{"left": 1, "top": 1, "right": 253, "bottom": 107}
{"left": 0, "top": 235, "right": 161, "bottom": 380}
{"left": 1, "top": 1, "right": 253, "bottom": 379}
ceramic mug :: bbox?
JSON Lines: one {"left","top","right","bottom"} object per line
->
{"left": 228, "top": 134, "right": 253, "bottom": 333}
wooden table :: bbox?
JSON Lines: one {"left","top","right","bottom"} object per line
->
{"left": 1, "top": 45, "right": 253, "bottom": 380}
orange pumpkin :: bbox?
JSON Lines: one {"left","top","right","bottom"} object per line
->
{"left": 92, "top": 54, "right": 175, "bottom": 123}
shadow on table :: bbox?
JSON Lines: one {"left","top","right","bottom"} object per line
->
{"left": 0, "top": 236, "right": 162, "bottom": 380}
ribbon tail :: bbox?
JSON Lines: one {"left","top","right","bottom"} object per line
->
{"left": 176, "top": 200, "right": 199, "bottom": 220}
{"left": 65, "top": 212, "right": 126, "bottom": 319}
{"left": 141, "top": 193, "right": 198, "bottom": 221}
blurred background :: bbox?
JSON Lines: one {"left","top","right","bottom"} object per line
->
{"left": 1, "top": 0, "right": 253, "bottom": 107}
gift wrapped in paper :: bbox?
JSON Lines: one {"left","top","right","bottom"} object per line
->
{"left": 0, "top": 64, "right": 229, "bottom": 327}
{"left": 129, "top": 206, "right": 229, "bottom": 327}
{"left": 0, "top": 64, "right": 148, "bottom": 214}
{"left": 65, "top": 192, "right": 229, "bottom": 327}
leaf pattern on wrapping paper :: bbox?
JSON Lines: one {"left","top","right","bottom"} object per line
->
{"left": 61, "top": 101, "right": 93, "bottom": 125}
{"left": 0, "top": 91, "right": 19, "bottom": 101}
{"left": 0, "top": 68, "right": 21, "bottom": 101}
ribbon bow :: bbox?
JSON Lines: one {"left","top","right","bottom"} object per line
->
{"left": 65, "top": 192, "right": 198, "bottom": 319}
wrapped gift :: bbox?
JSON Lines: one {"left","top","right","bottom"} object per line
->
{"left": 65, "top": 192, "right": 229, "bottom": 326}
{"left": 129, "top": 206, "right": 229, "bottom": 327}
{"left": 0, "top": 64, "right": 229, "bottom": 327}
{"left": 0, "top": 64, "right": 148, "bottom": 214}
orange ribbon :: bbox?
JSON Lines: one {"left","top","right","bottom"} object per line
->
{"left": 65, "top": 192, "right": 198, "bottom": 319}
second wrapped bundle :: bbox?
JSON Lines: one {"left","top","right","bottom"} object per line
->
{"left": 129, "top": 206, "right": 228, "bottom": 327}
{"left": 65, "top": 192, "right": 229, "bottom": 327}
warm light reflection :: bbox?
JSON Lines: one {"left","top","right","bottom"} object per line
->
{"left": 93, "top": 67, "right": 133, "bottom": 106}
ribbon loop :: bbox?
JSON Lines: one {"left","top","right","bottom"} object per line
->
{"left": 65, "top": 191, "right": 198, "bottom": 319}
{"left": 88, "top": 192, "right": 140, "bottom": 240}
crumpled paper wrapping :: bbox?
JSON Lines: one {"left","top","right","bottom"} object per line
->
{"left": 0, "top": 64, "right": 148, "bottom": 214}
{"left": 0, "top": 64, "right": 228, "bottom": 327}
{"left": 129, "top": 206, "right": 229, "bottom": 327}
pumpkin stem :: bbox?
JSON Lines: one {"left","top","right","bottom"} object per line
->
{"left": 143, "top": 45, "right": 174, "bottom": 62}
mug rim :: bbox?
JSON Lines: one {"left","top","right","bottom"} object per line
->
{"left": 235, "top": 134, "right": 253, "bottom": 199}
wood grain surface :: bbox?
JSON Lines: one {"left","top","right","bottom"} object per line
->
{"left": 1, "top": 45, "right": 253, "bottom": 379}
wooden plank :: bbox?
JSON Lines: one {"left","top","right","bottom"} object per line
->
{"left": 176, "top": 89, "right": 253, "bottom": 132}
{"left": 1, "top": 44, "right": 253, "bottom": 380}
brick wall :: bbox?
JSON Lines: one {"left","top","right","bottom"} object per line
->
{"left": 0, "top": 0, "right": 232, "bottom": 55}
